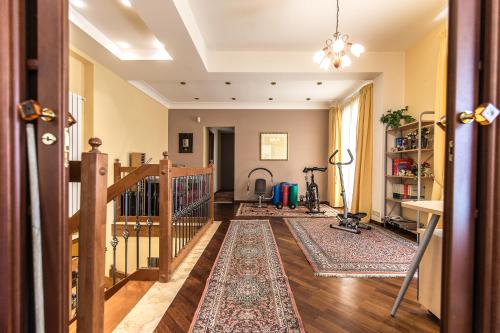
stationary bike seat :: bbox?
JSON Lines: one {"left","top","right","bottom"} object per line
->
{"left": 302, "top": 167, "right": 328, "bottom": 173}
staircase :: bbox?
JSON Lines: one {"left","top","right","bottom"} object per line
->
{"left": 68, "top": 139, "right": 214, "bottom": 333}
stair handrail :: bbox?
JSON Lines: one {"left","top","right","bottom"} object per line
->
{"left": 68, "top": 163, "right": 159, "bottom": 234}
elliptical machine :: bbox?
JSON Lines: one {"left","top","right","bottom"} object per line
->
{"left": 328, "top": 149, "right": 371, "bottom": 234}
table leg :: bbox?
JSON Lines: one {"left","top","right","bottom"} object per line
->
{"left": 390, "top": 214, "right": 440, "bottom": 316}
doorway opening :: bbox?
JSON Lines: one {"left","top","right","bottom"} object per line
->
{"left": 207, "top": 127, "right": 235, "bottom": 203}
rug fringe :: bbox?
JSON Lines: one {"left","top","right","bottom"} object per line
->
{"left": 314, "top": 272, "right": 417, "bottom": 278}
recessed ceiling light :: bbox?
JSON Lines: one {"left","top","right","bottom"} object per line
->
{"left": 116, "top": 41, "right": 130, "bottom": 49}
{"left": 270, "top": 82, "right": 277, "bottom": 85}
{"left": 120, "top": 0, "right": 132, "bottom": 8}
{"left": 225, "top": 82, "right": 231, "bottom": 85}
{"left": 306, "top": 98, "right": 311, "bottom": 101}
{"left": 231, "top": 97, "right": 236, "bottom": 101}
{"left": 317, "top": 82, "right": 323, "bottom": 85}
{"left": 70, "top": 0, "right": 86, "bottom": 8}
{"left": 268, "top": 97, "right": 274, "bottom": 101}
{"left": 153, "top": 39, "right": 164, "bottom": 49}
{"left": 180, "top": 82, "right": 186, "bottom": 85}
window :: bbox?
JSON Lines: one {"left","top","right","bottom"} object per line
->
{"left": 340, "top": 97, "right": 359, "bottom": 209}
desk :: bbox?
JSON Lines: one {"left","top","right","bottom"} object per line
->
{"left": 391, "top": 200, "right": 443, "bottom": 316}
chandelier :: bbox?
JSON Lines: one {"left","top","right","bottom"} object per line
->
{"left": 313, "top": 0, "right": 365, "bottom": 70}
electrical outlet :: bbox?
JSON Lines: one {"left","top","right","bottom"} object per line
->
{"left": 371, "top": 210, "right": 380, "bottom": 218}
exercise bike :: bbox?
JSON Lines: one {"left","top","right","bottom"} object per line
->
{"left": 303, "top": 166, "right": 327, "bottom": 214}
{"left": 328, "top": 149, "right": 371, "bottom": 234}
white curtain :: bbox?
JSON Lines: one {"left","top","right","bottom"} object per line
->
{"left": 340, "top": 97, "right": 359, "bottom": 209}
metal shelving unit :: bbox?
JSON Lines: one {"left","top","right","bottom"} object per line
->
{"left": 383, "top": 111, "right": 435, "bottom": 234}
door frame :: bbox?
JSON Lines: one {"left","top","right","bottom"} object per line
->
{"left": 0, "top": 1, "right": 28, "bottom": 332}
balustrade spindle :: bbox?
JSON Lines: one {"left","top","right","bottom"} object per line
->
{"left": 123, "top": 189, "right": 129, "bottom": 277}
{"left": 111, "top": 198, "right": 119, "bottom": 284}
{"left": 135, "top": 181, "right": 141, "bottom": 270}
{"left": 147, "top": 177, "right": 153, "bottom": 267}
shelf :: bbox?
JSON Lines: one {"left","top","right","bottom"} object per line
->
{"left": 386, "top": 175, "right": 434, "bottom": 180}
{"left": 385, "top": 197, "right": 421, "bottom": 203}
{"left": 386, "top": 120, "right": 434, "bottom": 132}
{"left": 386, "top": 148, "right": 433, "bottom": 155}
{"left": 384, "top": 217, "right": 418, "bottom": 234}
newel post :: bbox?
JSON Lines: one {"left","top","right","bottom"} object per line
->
{"left": 77, "top": 138, "right": 108, "bottom": 333}
{"left": 159, "top": 151, "right": 172, "bottom": 282}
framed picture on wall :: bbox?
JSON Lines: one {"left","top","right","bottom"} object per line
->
{"left": 260, "top": 132, "right": 288, "bottom": 160}
{"left": 179, "top": 133, "right": 193, "bottom": 153}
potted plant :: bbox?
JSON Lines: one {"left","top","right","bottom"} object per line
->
{"left": 379, "top": 106, "right": 416, "bottom": 129}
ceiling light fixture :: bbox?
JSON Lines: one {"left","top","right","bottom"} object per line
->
{"left": 70, "top": 0, "right": 86, "bottom": 8}
{"left": 116, "top": 41, "right": 130, "bottom": 49}
{"left": 313, "top": 0, "right": 364, "bottom": 70}
{"left": 120, "top": 0, "right": 132, "bottom": 8}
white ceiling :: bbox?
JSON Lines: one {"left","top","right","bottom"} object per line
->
{"left": 188, "top": 0, "right": 447, "bottom": 52}
{"left": 69, "top": 0, "right": 447, "bottom": 109}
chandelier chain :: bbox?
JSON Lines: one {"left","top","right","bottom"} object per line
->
{"left": 335, "top": 0, "right": 340, "bottom": 34}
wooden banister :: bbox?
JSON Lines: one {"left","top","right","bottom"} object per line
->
{"left": 77, "top": 138, "right": 108, "bottom": 333}
{"left": 68, "top": 164, "right": 159, "bottom": 234}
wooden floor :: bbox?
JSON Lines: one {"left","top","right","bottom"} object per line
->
{"left": 155, "top": 204, "right": 440, "bottom": 333}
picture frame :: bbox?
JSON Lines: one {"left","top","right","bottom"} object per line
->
{"left": 178, "top": 133, "right": 193, "bottom": 153}
{"left": 260, "top": 132, "right": 288, "bottom": 161}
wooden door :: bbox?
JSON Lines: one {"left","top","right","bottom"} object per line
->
{"left": 443, "top": 0, "right": 500, "bottom": 331}
{"left": 474, "top": 0, "right": 499, "bottom": 331}
{"left": 0, "top": 0, "right": 69, "bottom": 331}
{"left": 220, "top": 132, "right": 235, "bottom": 191}
{"left": 35, "top": 0, "right": 70, "bottom": 330}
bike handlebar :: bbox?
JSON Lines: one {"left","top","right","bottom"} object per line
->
{"left": 302, "top": 167, "right": 327, "bottom": 173}
{"left": 329, "top": 149, "right": 354, "bottom": 165}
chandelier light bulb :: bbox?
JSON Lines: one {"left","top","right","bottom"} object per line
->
{"left": 332, "top": 39, "right": 345, "bottom": 53}
{"left": 341, "top": 54, "right": 352, "bottom": 68}
{"left": 320, "top": 56, "right": 331, "bottom": 70}
{"left": 313, "top": 49, "right": 326, "bottom": 64}
{"left": 351, "top": 43, "right": 365, "bottom": 58}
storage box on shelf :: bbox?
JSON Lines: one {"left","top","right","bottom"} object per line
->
{"left": 383, "top": 111, "right": 435, "bottom": 234}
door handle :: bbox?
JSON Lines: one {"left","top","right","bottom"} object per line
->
{"left": 459, "top": 103, "right": 499, "bottom": 125}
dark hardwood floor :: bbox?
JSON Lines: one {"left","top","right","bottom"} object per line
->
{"left": 155, "top": 204, "right": 440, "bottom": 333}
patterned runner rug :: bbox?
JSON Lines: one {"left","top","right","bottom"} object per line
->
{"left": 285, "top": 218, "right": 417, "bottom": 277}
{"left": 236, "top": 202, "right": 338, "bottom": 218}
{"left": 190, "top": 220, "right": 304, "bottom": 333}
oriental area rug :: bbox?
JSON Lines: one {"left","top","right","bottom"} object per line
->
{"left": 285, "top": 218, "right": 417, "bottom": 277}
{"left": 236, "top": 202, "right": 338, "bottom": 218}
{"left": 189, "top": 220, "right": 304, "bottom": 333}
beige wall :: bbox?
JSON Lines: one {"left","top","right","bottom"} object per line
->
{"left": 405, "top": 22, "right": 447, "bottom": 118}
{"left": 69, "top": 48, "right": 169, "bottom": 274}
{"left": 168, "top": 109, "right": 329, "bottom": 201}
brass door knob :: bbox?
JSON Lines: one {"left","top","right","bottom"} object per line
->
{"left": 459, "top": 103, "right": 499, "bottom": 125}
